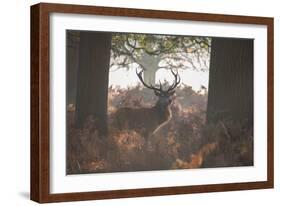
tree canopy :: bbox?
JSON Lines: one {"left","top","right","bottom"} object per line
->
{"left": 67, "top": 31, "right": 211, "bottom": 85}
{"left": 111, "top": 33, "right": 211, "bottom": 71}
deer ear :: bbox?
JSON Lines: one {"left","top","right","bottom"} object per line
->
{"left": 154, "top": 90, "right": 161, "bottom": 96}
{"left": 168, "top": 90, "right": 175, "bottom": 96}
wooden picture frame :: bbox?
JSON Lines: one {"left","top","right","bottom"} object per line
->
{"left": 31, "top": 2, "right": 274, "bottom": 203}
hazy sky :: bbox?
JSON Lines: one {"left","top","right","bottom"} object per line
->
{"left": 109, "top": 67, "right": 209, "bottom": 91}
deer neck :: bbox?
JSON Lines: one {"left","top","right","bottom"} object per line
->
{"left": 154, "top": 102, "right": 171, "bottom": 123}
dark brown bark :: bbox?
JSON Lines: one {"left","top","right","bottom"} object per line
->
{"left": 66, "top": 31, "right": 79, "bottom": 105}
{"left": 206, "top": 38, "right": 253, "bottom": 126}
{"left": 75, "top": 31, "right": 112, "bottom": 135}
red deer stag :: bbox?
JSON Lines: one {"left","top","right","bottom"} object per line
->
{"left": 113, "top": 69, "right": 181, "bottom": 137}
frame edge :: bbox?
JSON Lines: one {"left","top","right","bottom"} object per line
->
{"left": 30, "top": 3, "right": 40, "bottom": 203}
{"left": 30, "top": 2, "right": 275, "bottom": 203}
{"left": 267, "top": 18, "right": 274, "bottom": 188}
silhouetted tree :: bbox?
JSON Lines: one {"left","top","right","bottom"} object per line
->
{"left": 111, "top": 34, "right": 211, "bottom": 85}
{"left": 66, "top": 31, "right": 79, "bottom": 105}
{"left": 75, "top": 31, "right": 112, "bottom": 136}
{"left": 207, "top": 38, "right": 253, "bottom": 126}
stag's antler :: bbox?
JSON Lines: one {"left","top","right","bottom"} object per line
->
{"left": 136, "top": 68, "right": 181, "bottom": 95}
{"left": 136, "top": 69, "right": 163, "bottom": 93}
{"left": 166, "top": 69, "right": 181, "bottom": 94}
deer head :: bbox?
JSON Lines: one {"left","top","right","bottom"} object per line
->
{"left": 136, "top": 69, "right": 181, "bottom": 111}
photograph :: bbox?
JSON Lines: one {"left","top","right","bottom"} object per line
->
{"left": 30, "top": 3, "right": 274, "bottom": 202}
{"left": 66, "top": 30, "right": 254, "bottom": 174}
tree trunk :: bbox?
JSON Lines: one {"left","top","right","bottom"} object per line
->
{"left": 143, "top": 68, "right": 157, "bottom": 85}
{"left": 206, "top": 38, "right": 253, "bottom": 126}
{"left": 75, "top": 31, "right": 112, "bottom": 136}
{"left": 136, "top": 53, "right": 161, "bottom": 85}
{"left": 66, "top": 32, "right": 79, "bottom": 105}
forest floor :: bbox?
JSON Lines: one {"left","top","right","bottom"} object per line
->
{"left": 67, "top": 85, "right": 253, "bottom": 174}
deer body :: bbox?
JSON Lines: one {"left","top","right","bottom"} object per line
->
{"left": 113, "top": 68, "right": 180, "bottom": 138}
{"left": 114, "top": 100, "right": 172, "bottom": 136}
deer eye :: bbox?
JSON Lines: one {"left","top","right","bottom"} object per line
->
{"left": 154, "top": 91, "right": 161, "bottom": 96}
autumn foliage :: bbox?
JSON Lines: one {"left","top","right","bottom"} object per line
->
{"left": 67, "top": 85, "right": 253, "bottom": 174}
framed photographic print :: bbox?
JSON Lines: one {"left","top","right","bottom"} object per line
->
{"left": 31, "top": 3, "right": 274, "bottom": 203}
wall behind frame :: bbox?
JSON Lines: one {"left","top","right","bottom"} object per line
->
{"left": 0, "top": 0, "right": 279, "bottom": 205}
